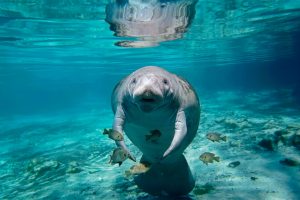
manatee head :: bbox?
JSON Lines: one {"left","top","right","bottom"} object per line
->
{"left": 126, "top": 66, "right": 175, "bottom": 112}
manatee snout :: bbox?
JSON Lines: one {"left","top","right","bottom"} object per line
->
{"left": 133, "top": 88, "right": 163, "bottom": 112}
{"left": 134, "top": 89, "right": 162, "bottom": 102}
{"left": 132, "top": 77, "right": 164, "bottom": 112}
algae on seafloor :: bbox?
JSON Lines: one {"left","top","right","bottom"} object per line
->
{"left": 193, "top": 183, "right": 215, "bottom": 195}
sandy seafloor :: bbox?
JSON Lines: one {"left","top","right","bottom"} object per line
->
{"left": 1, "top": 89, "right": 300, "bottom": 200}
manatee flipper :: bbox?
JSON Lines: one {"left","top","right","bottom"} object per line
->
{"left": 134, "top": 154, "right": 195, "bottom": 196}
{"left": 112, "top": 105, "right": 125, "bottom": 134}
{"left": 113, "top": 105, "right": 136, "bottom": 162}
{"left": 162, "top": 110, "right": 187, "bottom": 159}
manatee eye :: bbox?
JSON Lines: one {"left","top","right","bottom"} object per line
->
{"left": 132, "top": 78, "right": 136, "bottom": 84}
{"left": 163, "top": 79, "right": 168, "bottom": 84}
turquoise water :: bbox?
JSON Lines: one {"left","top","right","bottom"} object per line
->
{"left": 1, "top": 0, "right": 300, "bottom": 199}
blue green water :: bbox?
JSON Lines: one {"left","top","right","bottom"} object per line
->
{"left": 1, "top": 0, "right": 300, "bottom": 199}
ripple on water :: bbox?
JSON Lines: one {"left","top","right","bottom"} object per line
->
{"left": 17, "top": 38, "right": 84, "bottom": 47}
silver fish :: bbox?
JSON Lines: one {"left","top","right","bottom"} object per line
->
{"left": 206, "top": 132, "right": 227, "bottom": 142}
{"left": 145, "top": 129, "right": 161, "bottom": 142}
{"left": 103, "top": 128, "right": 124, "bottom": 141}
{"left": 199, "top": 152, "right": 220, "bottom": 165}
{"left": 109, "top": 147, "right": 129, "bottom": 166}
{"left": 125, "top": 162, "right": 150, "bottom": 177}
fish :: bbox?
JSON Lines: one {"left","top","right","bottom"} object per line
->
{"left": 125, "top": 162, "right": 150, "bottom": 177}
{"left": 103, "top": 128, "right": 124, "bottom": 141}
{"left": 199, "top": 152, "right": 220, "bottom": 165}
{"left": 145, "top": 129, "right": 161, "bottom": 142}
{"left": 109, "top": 147, "right": 129, "bottom": 166}
{"left": 206, "top": 132, "right": 227, "bottom": 142}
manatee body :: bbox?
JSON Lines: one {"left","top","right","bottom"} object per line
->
{"left": 111, "top": 66, "right": 200, "bottom": 196}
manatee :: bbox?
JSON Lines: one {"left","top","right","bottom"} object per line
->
{"left": 111, "top": 66, "right": 200, "bottom": 196}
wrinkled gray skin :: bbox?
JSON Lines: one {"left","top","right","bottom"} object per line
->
{"left": 111, "top": 66, "right": 200, "bottom": 196}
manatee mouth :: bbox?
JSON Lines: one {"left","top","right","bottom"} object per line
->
{"left": 140, "top": 97, "right": 156, "bottom": 103}
{"left": 134, "top": 90, "right": 162, "bottom": 109}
